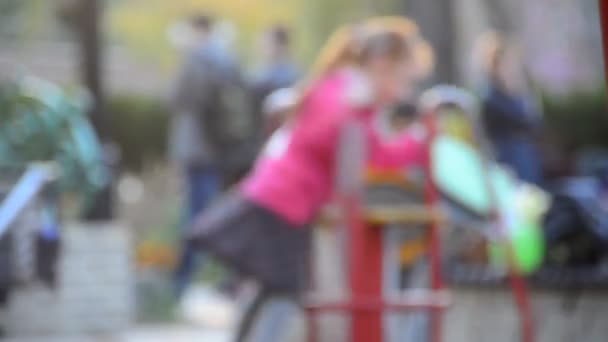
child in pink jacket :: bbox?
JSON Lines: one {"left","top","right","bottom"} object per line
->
{"left": 189, "top": 17, "right": 433, "bottom": 294}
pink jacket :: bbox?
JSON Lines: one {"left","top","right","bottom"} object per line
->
{"left": 241, "top": 70, "right": 425, "bottom": 225}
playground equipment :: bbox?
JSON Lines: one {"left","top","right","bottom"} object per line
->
{"left": 303, "top": 97, "right": 446, "bottom": 342}
{"left": 300, "top": 86, "right": 542, "bottom": 342}
{"left": 233, "top": 86, "right": 547, "bottom": 341}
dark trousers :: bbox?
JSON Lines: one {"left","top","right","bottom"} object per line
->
{"left": 495, "top": 137, "right": 543, "bottom": 186}
{"left": 173, "top": 165, "right": 221, "bottom": 298}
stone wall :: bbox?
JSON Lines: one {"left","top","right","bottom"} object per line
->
{"left": 4, "top": 221, "right": 135, "bottom": 336}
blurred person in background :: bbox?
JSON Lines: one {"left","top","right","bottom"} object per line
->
{"left": 475, "top": 31, "right": 544, "bottom": 185}
{"left": 168, "top": 13, "right": 247, "bottom": 300}
{"left": 250, "top": 25, "right": 300, "bottom": 146}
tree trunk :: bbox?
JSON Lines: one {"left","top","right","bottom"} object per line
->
{"left": 79, "top": 0, "right": 105, "bottom": 138}
{"left": 78, "top": 0, "right": 113, "bottom": 221}
{"left": 403, "top": 0, "right": 458, "bottom": 84}
{"left": 482, "top": 0, "right": 513, "bottom": 34}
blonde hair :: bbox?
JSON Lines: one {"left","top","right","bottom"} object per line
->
{"left": 308, "top": 16, "right": 434, "bottom": 84}
{"left": 284, "top": 17, "right": 434, "bottom": 119}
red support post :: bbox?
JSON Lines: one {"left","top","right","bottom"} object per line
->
{"left": 599, "top": 0, "right": 608, "bottom": 85}
{"left": 346, "top": 194, "right": 384, "bottom": 342}
{"left": 305, "top": 306, "right": 318, "bottom": 342}
{"left": 509, "top": 272, "right": 534, "bottom": 342}
{"left": 428, "top": 224, "right": 444, "bottom": 342}
{"left": 305, "top": 117, "right": 448, "bottom": 342}
{"left": 422, "top": 112, "right": 445, "bottom": 342}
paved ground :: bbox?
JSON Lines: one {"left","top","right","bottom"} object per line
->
{"left": 122, "top": 325, "right": 231, "bottom": 342}
{"left": 3, "top": 285, "right": 236, "bottom": 342}
{"left": 3, "top": 325, "right": 230, "bottom": 342}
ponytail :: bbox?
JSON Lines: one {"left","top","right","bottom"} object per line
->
{"left": 308, "top": 25, "right": 360, "bottom": 83}
{"left": 304, "top": 16, "right": 433, "bottom": 90}
{"left": 289, "top": 24, "right": 360, "bottom": 113}
{"left": 291, "top": 16, "right": 434, "bottom": 116}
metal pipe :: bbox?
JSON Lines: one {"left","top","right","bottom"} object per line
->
{"left": 0, "top": 164, "right": 57, "bottom": 238}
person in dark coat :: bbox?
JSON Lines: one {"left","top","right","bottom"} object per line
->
{"left": 169, "top": 14, "right": 247, "bottom": 298}
{"left": 249, "top": 25, "right": 300, "bottom": 147}
{"left": 475, "top": 31, "right": 543, "bottom": 185}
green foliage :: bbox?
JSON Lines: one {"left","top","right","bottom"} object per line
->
{"left": 0, "top": 1, "right": 60, "bottom": 42}
{"left": 108, "top": 0, "right": 406, "bottom": 68}
{"left": 107, "top": 95, "right": 169, "bottom": 172}
{"left": 298, "top": 0, "right": 404, "bottom": 63}
{"left": 0, "top": 0, "right": 26, "bottom": 37}
{"left": 109, "top": 0, "right": 298, "bottom": 67}
{"left": 104, "top": 88, "right": 608, "bottom": 175}
{"left": 0, "top": 76, "right": 105, "bottom": 212}
{"left": 542, "top": 87, "right": 608, "bottom": 153}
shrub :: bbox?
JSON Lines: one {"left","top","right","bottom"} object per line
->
{"left": 107, "top": 95, "right": 169, "bottom": 172}
{"left": 542, "top": 88, "right": 608, "bottom": 153}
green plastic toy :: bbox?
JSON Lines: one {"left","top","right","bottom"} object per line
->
{"left": 432, "top": 135, "right": 547, "bottom": 274}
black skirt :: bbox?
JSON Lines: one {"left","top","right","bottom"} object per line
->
{"left": 189, "top": 192, "right": 311, "bottom": 293}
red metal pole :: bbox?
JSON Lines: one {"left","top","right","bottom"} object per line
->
{"left": 422, "top": 113, "right": 444, "bottom": 342}
{"left": 598, "top": 0, "right": 608, "bottom": 85}
{"left": 486, "top": 212, "right": 534, "bottom": 342}
{"left": 509, "top": 272, "right": 534, "bottom": 342}
{"left": 485, "top": 204, "right": 535, "bottom": 342}
{"left": 305, "top": 306, "right": 318, "bottom": 342}
{"left": 487, "top": 203, "right": 535, "bottom": 342}
{"left": 347, "top": 194, "right": 384, "bottom": 342}
{"left": 428, "top": 225, "right": 444, "bottom": 342}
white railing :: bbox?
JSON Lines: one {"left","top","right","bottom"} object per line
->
{"left": 0, "top": 163, "right": 57, "bottom": 239}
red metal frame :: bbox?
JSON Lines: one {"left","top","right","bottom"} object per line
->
{"left": 304, "top": 112, "right": 447, "bottom": 342}
{"left": 304, "top": 103, "right": 536, "bottom": 342}
{"left": 304, "top": 3, "right": 608, "bottom": 339}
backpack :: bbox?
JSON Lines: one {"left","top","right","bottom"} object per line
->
{"left": 544, "top": 178, "right": 608, "bottom": 266}
{"left": 173, "top": 47, "right": 253, "bottom": 157}
{"left": 209, "top": 67, "right": 253, "bottom": 148}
